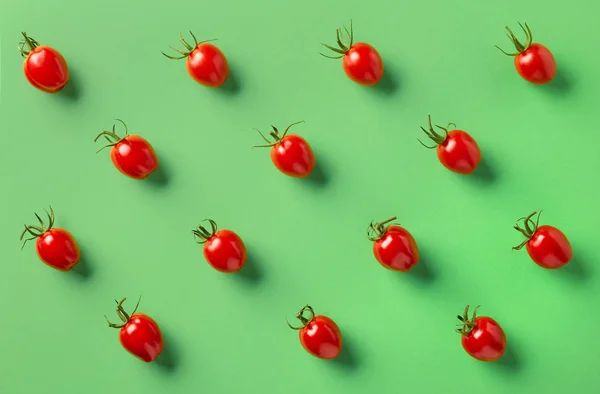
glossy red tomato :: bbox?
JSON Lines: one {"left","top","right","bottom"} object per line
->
{"left": 19, "top": 32, "right": 69, "bottom": 93}
{"left": 193, "top": 219, "right": 247, "bottom": 273}
{"left": 496, "top": 23, "right": 556, "bottom": 84}
{"left": 419, "top": 114, "right": 481, "bottom": 174}
{"left": 162, "top": 32, "right": 229, "bottom": 88}
{"left": 513, "top": 210, "right": 572, "bottom": 269}
{"left": 457, "top": 305, "right": 506, "bottom": 362}
{"left": 254, "top": 121, "right": 315, "bottom": 178}
{"left": 95, "top": 120, "right": 158, "bottom": 180}
{"left": 287, "top": 305, "right": 342, "bottom": 360}
{"left": 321, "top": 21, "right": 383, "bottom": 85}
{"left": 20, "top": 207, "right": 80, "bottom": 271}
{"left": 106, "top": 298, "right": 164, "bottom": 363}
{"left": 368, "top": 216, "right": 419, "bottom": 272}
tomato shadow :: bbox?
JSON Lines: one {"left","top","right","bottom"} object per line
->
{"left": 70, "top": 249, "right": 94, "bottom": 280}
{"left": 560, "top": 250, "right": 591, "bottom": 282}
{"left": 330, "top": 332, "right": 359, "bottom": 370}
{"left": 406, "top": 249, "right": 437, "bottom": 285}
{"left": 216, "top": 65, "right": 241, "bottom": 95}
{"left": 494, "top": 337, "right": 521, "bottom": 372}
{"left": 305, "top": 154, "right": 330, "bottom": 188}
{"left": 155, "top": 328, "right": 180, "bottom": 372}
{"left": 370, "top": 61, "right": 399, "bottom": 96}
{"left": 540, "top": 68, "right": 572, "bottom": 95}
{"left": 58, "top": 69, "right": 82, "bottom": 100}
{"left": 468, "top": 156, "right": 497, "bottom": 185}
{"left": 232, "top": 248, "right": 265, "bottom": 284}
{"left": 145, "top": 156, "right": 171, "bottom": 187}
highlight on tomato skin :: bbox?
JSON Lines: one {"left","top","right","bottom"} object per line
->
{"left": 192, "top": 219, "right": 248, "bottom": 273}
{"left": 367, "top": 216, "right": 419, "bottom": 272}
{"left": 19, "top": 32, "right": 70, "bottom": 93}
{"left": 287, "top": 305, "right": 343, "bottom": 360}
{"left": 456, "top": 305, "right": 506, "bottom": 362}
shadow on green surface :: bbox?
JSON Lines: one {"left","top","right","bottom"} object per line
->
{"left": 331, "top": 332, "right": 359, "bottom": 370}
{"left": 406, "top": 250, "right": 436, "bottom": 284}
{"left": 232, "top": 248, "right": 265, "bottom": 284}
{"left": 70, "top": 249, "right": 94, "bottom": 280}
{"left": 468, "top": 156, "right": 496, "bottom": 185}
{"left": 306, "top": 155, "right": 330, "bottom": 188}
{"left": 370, "top": 62, "right": 399, "bottom": 95}
{"left": 539, "top": 68, "right": 572, "bottom": 95}
{"left": 495, "top": 339, "right": 521, "bottom": 372}
{"left": 145, "top": 156, "right": 171, "bottom": 187}
{"left": 58, "top": 69, "right": 82, "bottom": 100}
{"left": 155, "top": 329, "right": 180, "bottom": 372}
{"left": 215, "top": 64, "right": 241, "bottom": 95}
{"left": 561, "top": 252, "right": 591, "bottom": 282}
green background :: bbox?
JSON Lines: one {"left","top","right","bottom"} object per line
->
{"left": 1, "top": 0, "right": 599, "bottom": 393}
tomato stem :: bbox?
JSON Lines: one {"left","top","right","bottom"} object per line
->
{"left": 192, "top": 219, "right": 218, "bottom": 244}
{"left": 320, "top": 20, "right": 353, "bottom": 59}
{"left": 19, "top": 206, "right": 55, "bottom": 250}
{"left": 161, "top": 31, "right": 217, "bottom": 60}
{"left": 18, "top": 32, "right": 40, "bottom": 58}
{"left": 105, "top": 297, "right": 141, "bottom": 329}
{"left": 418, "top": 114, "right": 452, "bottom": 149}
{"left": 252, "top": 121, "right": 305, "bottom": 148}
{"left": 495, "top": 22, "right": 533, "bottom": 56}
{"left": 456, "top": 305, "right": 480, "bottom": 336}
{"left": 366, "top": 216, "right": 398, "bottom": 241}
{"left": 286, "top": 305, "right": 316, "bottom": 330}
{"left": 94, "top": 119, "right": 129, "bottom": 153}
{"left": 512, "top": 210, "right": 542, "bottom": 250}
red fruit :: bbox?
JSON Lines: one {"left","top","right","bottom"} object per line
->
{"left": 321, "top": 20, "right": 384, "bottom": 86}
{"left": 367, "top": 216, "right": 419, "bottom": 272}
{"left": 106, "top": 298, "right": 164, "bottom": 363}
{"left": 513, "top": 210, "right": 572, "bottom": 269}
{"left": 496, "top": 23, "right": 556, "bottom": 84}
{"left": 192, "top": 219, "right": 247, "bottom": 273}
{"left": 19, "top": 32, "right": 69, "bottom": 93}
{"left": 457, "top": 305, "right": 506, "bottom": 362}
{"left": 20, "top": 207, "right": 80, "bottom": 271}
{"left": 419, "top": 114, "right": 481, "bottom": 175}
{"left": 162, "top": 32, "right": 229, "bottom": 88}
{"left": 254, "top": 121, "right": 315, "bottom": 178}
{"left": 287, "top": 305, "right": 342, "bottom": 360}
{"left": 95, "top": 119, "right": 159, "bottom": 180}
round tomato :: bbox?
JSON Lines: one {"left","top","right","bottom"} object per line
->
{"left": 419, "top": 114, "right": 481, "bottom": 174}
{"left": 105, "top": 298, "right": 164, "bottom": 362}
{"left": 287, "top": 305, "right": 342, "bottom": 360}
{"left": 495, "top": 23, "right": 556, "bottom": 84}
{"left": 367, "top": 216, "right": 419, "bottom": 272}
{"left": 19, "top": 32, "right": 69, "bottom": 93}
{"left": 254, "top": 121, "right": 315, "bottom": 178}
{"left": 513, "top": 210, "right": 572, "bottom": 269}
{"left": 94, "top": 119, "right": 159, "bottom": 180}
{"left": 321, "top": 20, "right": 383, "bottom": 85}
{"left": 192, "top": 219, "right": 247, "bottom": 273}
{"left": 162, "top": 31, "right": 229, "bottom": 88}
{"left": 457, "top": 305, "right": 506, "bottom": 362}
{"left": 20, "top": 206, "right": 80, "bottom": 271}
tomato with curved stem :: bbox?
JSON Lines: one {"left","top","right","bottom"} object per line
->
{"left": 254, "top": 121, "right": 315, "bottom": 178}
{"left": 367, "top": 216, "right": 419, "bottom": 272}
{"left": 19, "top": 32, "right": 69, "bottom": 93}
{"left": 20, "top": 206, "right": 80, "bottom": 271}
{"left": 94, "top": 119, "right": 159, "bottom": 180}
{"left": 287, "top": 305, "right": 342, "bottom": 360}
{"left": 321, "top": 20, "right": 383, "bottom": 86}
{"left": 513, "top": 210, "right": 572, "bottom": 269}
{"left": 457, "top": 305, "right": 506, "bottom": 362}
{"left": 192, "top": 219, "right": 247, "bottom": 273}
{"left": 162, "top": 31, "right": 229, "bottom": 88}
{"left": 419, "top": 114, "right": 481, "bottom": 175}
{"left": 495, "top": 23, "right": 556, "bottom": 84}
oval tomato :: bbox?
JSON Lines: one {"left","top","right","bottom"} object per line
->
{"left": 367, "top": 216, "right": 419, "bottom": 272}
{"left": 192, "top": 219, "right": 247, "bottom": 273}
{"left": 20, "top": 206, "right": 80, "bottom": 271}
{"left": 287, "top": 305, "right": 342, "bottom": 360}
{"left": 457, "top": 305, "right": 506, "bottom": 362}
{"left": 19, "top": 32, "right": 69, "bottom": 93}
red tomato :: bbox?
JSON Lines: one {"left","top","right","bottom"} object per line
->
{"left": 287, "top": 305, "right": 342, "bottom": 360}
{"left": 20, "top": 207, "right": 80, "bottom": 271}
{"left": 496, "top": 23, "right": 556, "bottom": 84}
{"left": 95, "top": 119, "right": 158, "bottom": 180}
{"left": 105, "top": 298, "right": 164, "bottom": 363}
{"left": 19, "top": 32, "right": 69, "bottom": 93}
{"left": 513, "top": 210, "right": 572, "bottom": 269}
{"left": 321, "top": 21, "right": 383, "bottom": 85}
{"left": 419, "top": 114, "right": 481, "bottom": 175}
{"left": 254, "top": 121, "right": 315, "bottom": 178}
{"left": 192, "top": 219, "right": 247, "bottom": 273}
{"left": 457, "top": 305, "right": 506, "bottom": 362}
{"left": 367, "top": 216, "right": 419, "bottom": 272}
{"left": 162, "top": 32, "right": 229, "bottom": 88}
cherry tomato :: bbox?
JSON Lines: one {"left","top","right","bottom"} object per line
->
{"left": 457, "top": 305, "right": 506, "bottom": 362}
{"left": 367, "top": 216, "right": 419, "bottom": 272}
{"left": 162, "top": 31, "right": 229, "bottom": 88}
{"left": 19, "top": 32, "right": 69, "bottom": 93}
{"left": 105, "top": 297, "right": 164, "bottom": 363}
{"left": 321, "top": 20, "right": 383, "bottom": 86}
{"left": 192, "top": 219, "right": 247, "bottom": 273}
{"left": 20, "top": 207, "right": 80, "bottom": 271}
{"left": 287, "top": 305, "right": 342, "bottom": 360}
{"left": 94, "top": 119, "right": 159, "bottom": 180}
{"left": 513, "top": 210, "right": 572, "bottom": 269}
{"left": 254, "top": 121, "right": 315, "bottom": 178}
{"left": 419, "top": 114, "right": 481, "bottom": 175}
{"left": 496, "top": 23, "right": 556, "bottom": 84}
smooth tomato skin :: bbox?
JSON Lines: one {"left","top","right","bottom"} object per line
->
{"left": 119, "top": 313, "right": 164, "bottom": 362}
{"left": 203, "top": 230, "right": 247, "bottom": 273}
{"left": 343, "top": 42, "right": 384, "bottom": 86}
{"left": 23, "top": 46, "right": 69, "bottom": 93}
{"left": 461, "top": 316, "right": 506, "bottom": 362}
{"left": 299, "top": 315, "right": 343, "bottom": 360}
{"left": 186, "top": 43, "right": 229, "bottom": 88}
{"left": 526, "top": 225, "right": 572, "bottom": 269}
{"left": 514, "top": 43, "right": 556, "bottom": 84}
{"left": 35, "top": 228, "right": 80, "bottom": 271}
{"left": 270, "top": 134, "right": 315, "bottom": 178}
{"left": 110, "top": 135, "right": 159, "bottom": 180}
{"left": 373, "top": 225, "right": 419, "bottom": 272}
{"left": 436, "top": 130, "right": 481, "bottom": 175}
